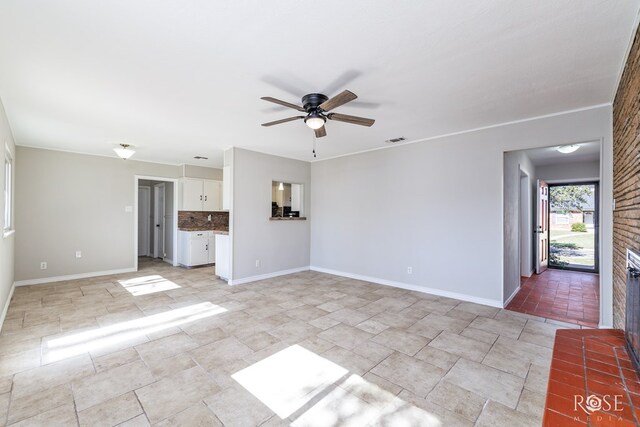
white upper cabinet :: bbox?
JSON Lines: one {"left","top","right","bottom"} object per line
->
{"left": 180, "top": 178, "right": 223, "bottom": 211}
{"left": 203, "top": 180, "right": 221, "bottom": 211}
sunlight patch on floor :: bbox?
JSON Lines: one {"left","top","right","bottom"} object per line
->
{"left": 118, "top": 275, "right": 181, "bottom": 296}
{"left": 232, "top": 345, "right": 348, "bottom": 418}
{"left": 232, "top": 345, "right": 441, "bottom": 426}
{"left": 44, "top": 302, "right": 226, "bottom": 362}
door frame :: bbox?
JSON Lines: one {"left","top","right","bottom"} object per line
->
{"left": 153, "top": 183, "right": 166, "bottom": 259}
{"left": 138, "top": 186, "right": 151, "bottom": 257}
{"left": 134, "top": 175, "right": 179, "bottom": 270}
{"left": 547, "top": 181, "right": 600, "bottom": 273}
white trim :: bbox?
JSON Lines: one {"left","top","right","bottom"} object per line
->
{"left": 14, "top": 268, "right": 136, "bottom": 287}
{"left": 309, "top": 266, "right": 503, "bottom": 308}
{"left": 228, "top": 266, "right": 310, "bottom": 286}
{"left": 2, "top": 229, "right": 15, "bottom": 239}
{"left": 311, "top": 103, "right": 612, "bottom": 163}
{"left": 0, "top": 282, "right": 16, "bottom": 332}
{"left": 504, "top": 285, "right": 521, "bottom": 307}
{"left": 598, "top": 323, "right": 612, "bottom": 329}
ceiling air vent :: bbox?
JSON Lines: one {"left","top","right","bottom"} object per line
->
{"left": 193, "top": 156, "right": 208, "bottom": 160}
{"left": 385, "top": 137, "right": 407, "bottom": 144}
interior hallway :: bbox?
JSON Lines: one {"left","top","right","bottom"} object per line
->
{"left": 506, "top": 269, "right": 599, "bottom": 327}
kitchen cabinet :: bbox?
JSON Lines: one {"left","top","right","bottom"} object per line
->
{"left": 215, "top": 234, "right": 230, "bottom": 280}
{"left": 178, "top": 231, "right": 209, "bottom": 266}
{"left": 180, "top": 178, "right": 223, "bottom": 211}
{"left": 207, "top": 232, "right": 216, "bottom": 264}
{"left": 178, "top": 230, "right": 218, "bottom": 267}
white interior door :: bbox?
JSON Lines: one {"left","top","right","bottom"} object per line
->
{"left": 536, "top": 179, "right": 549, "bottom": 274}
{"left": 154, "top": 184, "right": 166, "bottom": 258}
{"left": 138, "top": 186, "right": 150, "bottom": 256}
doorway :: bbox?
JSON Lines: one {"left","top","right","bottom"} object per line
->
{"left": 135, "top": 176, "right": 178, "bottom": 269}
{"left": 504, "top": 141, "right": 603, "bottom": 327}
{"left": 548, "top": 182, "right": 599, "bottom": 273}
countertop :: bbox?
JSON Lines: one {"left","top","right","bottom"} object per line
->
{"left": 269, "top": 217, "right": 307, "bottom": 221}
{"left": 178, "top": 228, "right": 229, "bottom": 235}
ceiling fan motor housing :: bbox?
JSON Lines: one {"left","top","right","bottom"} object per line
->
{"left": 302, "top": 93, "right": 329, "bottom": 113}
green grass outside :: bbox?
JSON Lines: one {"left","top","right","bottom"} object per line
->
{"left": 549, "top": 228, "right": 595, "bottom": 267}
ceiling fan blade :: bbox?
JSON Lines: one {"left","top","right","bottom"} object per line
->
{"left": 314, "top": 126, "right": 327, "bottom": 138}
{"left": 319, "top": 90, "right": 357, "bottom": 112}
{"left": 260, "top": 97, "right": 305, "bottom": 112}
{"left": 327, "top": 112, "right": 375, "bottom": 127}
{"left": 261, "top": 116, "right": 304, "bottom": 127}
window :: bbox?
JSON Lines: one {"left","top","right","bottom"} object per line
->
{"left": 3, "top": 146, "right": 12, "bottom": 233}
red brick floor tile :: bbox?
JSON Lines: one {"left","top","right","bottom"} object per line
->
{"left": 543, "top": 330, "right": 640, "bottom": 427}
{"left": 508, "top": 270, "right": 599, "bottom": 327}
{"left": 543, "top": 409, "right": 588, "bottom": 426}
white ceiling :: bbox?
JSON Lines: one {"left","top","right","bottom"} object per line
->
{"left": 524, "top": 140, "right": 601, "bottom": 166}
{"left": 0, "top": 1, "right": 638, "bottom": 167}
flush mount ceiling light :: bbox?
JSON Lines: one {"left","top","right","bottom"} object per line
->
{"left": 114, "top": 143, "right": 135, "bottom": 160}
{"left": 557, "top": 144, "right": 580, "bottom": 154}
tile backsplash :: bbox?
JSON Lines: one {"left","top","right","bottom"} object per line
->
{"left": 178, "top": 211, "right": 229, "bottom": 231}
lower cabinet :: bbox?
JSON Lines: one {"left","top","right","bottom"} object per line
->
{"left": 178, "top": 231, "right": 216, "bottom": 267}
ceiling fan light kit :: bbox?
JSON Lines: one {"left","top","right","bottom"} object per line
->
{"left": 260, "top": 90, "right": 375, "bottom": 139}
{"left": 304, "top": 112, "right": 326, "bottom": 130}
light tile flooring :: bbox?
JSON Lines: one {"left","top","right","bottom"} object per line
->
{"left": 0, "top": 258, "right": 580, "bottom": 426}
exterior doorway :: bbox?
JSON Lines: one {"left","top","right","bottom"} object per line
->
{"left": 548, "top": 182, "right": 598, "bottom": 273}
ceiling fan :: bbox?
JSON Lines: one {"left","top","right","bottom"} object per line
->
{"left": 260, "top": 90, "right": 375, "bottom": 138}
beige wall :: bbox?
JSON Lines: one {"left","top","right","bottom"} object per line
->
{"left": 231, "top": 148, "right": 310, "bottom": 281}
{"left": 311, "top": 105, "right": 613, "bottom": 322}
{"left": 0, "top": 98, "right": 16, "bottom": 325}
{"left": 15, "top": 147, "right": 182, "bottom": 282}
{"left": 183, "top": 164, "right": 223, "bottom": 180}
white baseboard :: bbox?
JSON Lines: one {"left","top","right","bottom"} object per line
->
{"left": 0, "top": 282, "right": 16, "bottom": 333}
{"left": 309, "top": 266, "right": 503, "bottom": 308}
{"left": 229, "top": 266, "right": 310, "bottom": 286}
{"left": 15, "top": 268, "right": 137, "bottom": 287}
{"left": 504, "top": 285, "right": 521, "bottom": 307}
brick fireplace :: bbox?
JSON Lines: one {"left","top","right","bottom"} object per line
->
{"left": 613, "top": 24, "right": 640, "bottom": 329}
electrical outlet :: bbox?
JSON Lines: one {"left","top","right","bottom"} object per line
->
{"left": 255, "top": 259, "right": 261, "bottom": 268}
{"left": 407, "top": 266, "right": 412, "bottom": 274}
{"left": 40, "top": 262, "right": 47, "bottom": 270}
{"left": 75, "top": 251, "right": 82, "bottom": 258}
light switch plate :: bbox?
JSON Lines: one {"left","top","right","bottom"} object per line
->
{"left": 124, "top": 206, "right": 133, "bottom": 213}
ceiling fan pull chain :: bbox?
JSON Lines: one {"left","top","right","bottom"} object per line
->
{"left": 313, "top": 134, "right": 317, "bottom": 158}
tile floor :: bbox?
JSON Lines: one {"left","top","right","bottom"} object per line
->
{"left": 0, "top": 258, "right": 578, "bottom": 426}
{"left": 506, "top": 269, "right": 599, "bottom": 328}
{"left": 543, "top": 329, "right": 640, "bottom": 426}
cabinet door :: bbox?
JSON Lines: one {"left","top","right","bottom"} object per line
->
{"left": 203, "top": 180, "right": 221, "bottom": 211}
{"left": 182, "top": 179, "right": 204, "bottom": 211}
{"left": 189, "top": 238, "right": 209, "bottom": 266}
{"left": 207, "top": 236, "right": 216, "bottom": 263}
